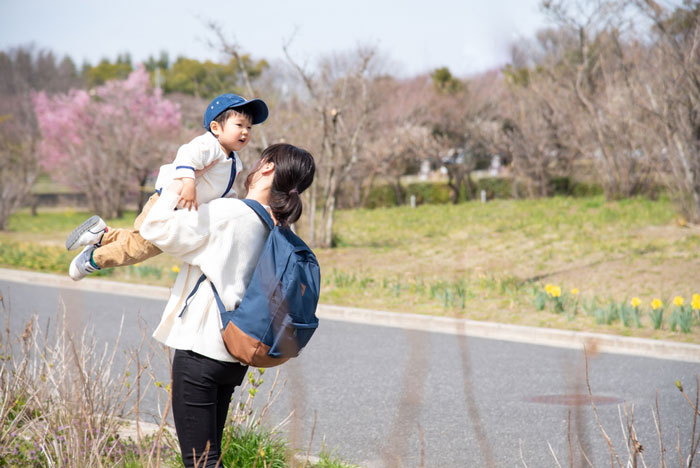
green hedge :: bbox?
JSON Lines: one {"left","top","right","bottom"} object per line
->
{"left": 550, "top": 177, "right": 604, "bottom": 197}
{"left": 363, "top": 177, "right": 604, "bottom": 208}
{"left": 478, "top": 177, "right": 513, "bottom": 199}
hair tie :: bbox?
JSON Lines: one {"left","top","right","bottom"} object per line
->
{"left": 289, "top": 188, "right": 299, "bottom": 196}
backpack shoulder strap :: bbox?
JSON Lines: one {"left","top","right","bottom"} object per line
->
{"left": 178, "top": 273, "right": 229, "bottom": 317}
{"left": 179, "top": 199, "right": 274, "bottom": 319}
{"left": 241, "top": 199, "right": 275, "bottom": 230}
{"left": 179, "top": 273, "right": 207, "bottom": 317}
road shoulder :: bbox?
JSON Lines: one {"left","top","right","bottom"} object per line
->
{"left": 2, "top": 267, "right": 698, "bottom": 363}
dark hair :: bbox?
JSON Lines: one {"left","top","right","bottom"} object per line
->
{"left": 245, "top": 143, "right": 315, "bottom": 227}
{"left": 213, "top": 107, "right": 254, "bottom": 128}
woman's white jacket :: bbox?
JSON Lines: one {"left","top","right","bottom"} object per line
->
{"left": 140, "top": 189, "right": 268, "bottom": 362}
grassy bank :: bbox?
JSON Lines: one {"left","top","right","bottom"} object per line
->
{"left": 323, "top": 195, "right": 700, "bottom": 342}
{"left": 1, "top": 195, "right": 699, "bottom": 343}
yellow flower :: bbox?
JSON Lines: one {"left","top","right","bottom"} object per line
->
{"left": 570, "top": 288, "right": 579, "bottom": 295}
{"left": 134, "top": 262, "right": 141, "bottom": 267}
{"left": 673, "top": 296, "right": 684, "bottom": 307}
{"left": 630, "top": 297, "right": 642, "bottom": 308}
{"left": 692, "top": 294, "right": 700, "bottom": 310}
{"left": 551, "top": 286, "right": 562, "bottom": 298}
{"left": 651, "top": 298, "right": 663, "bottom": 310}
{"left": 171, "top": 265, "right": 180, "bottom": 273}
{"left": 545, "top": 284, "right": 554, "bottom": 295}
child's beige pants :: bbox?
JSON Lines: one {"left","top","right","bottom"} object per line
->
{"left": 92, "top": 193, "right": 163, "bottom": 268}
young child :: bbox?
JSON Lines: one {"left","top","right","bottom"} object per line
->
{"left": 66, "top": 93, "right": 269, "bottom": 281}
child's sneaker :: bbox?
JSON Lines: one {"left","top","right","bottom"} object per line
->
{"left": 66, "top": 215, "right": 107, "bottom": 251}
{"left": 69, "top": 245, "right": 100, "bottom": 281}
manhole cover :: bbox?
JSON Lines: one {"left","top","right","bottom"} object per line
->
{"left": 524, "top": 394, "right": 623, "bottom": 406}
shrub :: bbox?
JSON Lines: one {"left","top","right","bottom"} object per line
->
{"left": 477, "top": 177, "right": 513, "bottom": 199}
{"left": 362, "top": 177, "right": 604, "bottom": 209}
{"left": 546, "top": 177, "right": 604, "bottom": 197}
{"left": 406, "top": 182, "right": 452, "bottom": 205}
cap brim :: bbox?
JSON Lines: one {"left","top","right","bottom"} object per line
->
{"left": 233, "top": 99, "right": 269, "bottom": 125}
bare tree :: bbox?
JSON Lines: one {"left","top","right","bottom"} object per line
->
{"left": 363, "top": 122, "right": 431, "bottom": 206}
{"left": 0, "top": 46, "right": 80, "bottom": 229}
{"left": 206, "top": 21, "right": 269, "bottom": 148}
{"left": 496, "top": 60, "right": 578, "bottom": 198}
{"left": 426, "top": 69, "right": 501, "bottom": 202}
{"left": 353, "top": 75, "right": 436, "bottom": 207}
{"left": 541, "top": 0, "right": 657, "bottom": 199}
{"left": 283, "top": 43, "right": 380, "bottom": 247}
{"left": 0, "top": 96, "right": 38, "bottom": 230}
{"left": 631, "top": 0, "right": 700, "bottom": 221}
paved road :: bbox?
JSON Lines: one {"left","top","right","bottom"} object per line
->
{"left": 1, "top": 274, "right": 698, "bottom": 468}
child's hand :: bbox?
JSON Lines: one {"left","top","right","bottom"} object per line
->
{"left": 177, "top": 178, "right": 198, "bottom": 211}
{"left": 166, "top": 179, "right": 184, "bottom": 195}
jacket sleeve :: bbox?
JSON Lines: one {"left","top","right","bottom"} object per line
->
{"left": 171, "top": 134, "right": 221, "bottom": 180}
{"left": 139, "top": 189, "right": 214, "bottom": 265}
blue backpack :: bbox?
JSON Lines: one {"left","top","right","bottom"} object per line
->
{"left": 180, "top": 199, "right": 320, "bottom": 367}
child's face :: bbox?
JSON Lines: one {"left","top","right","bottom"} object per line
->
{"left": 212, "top": 113, "right": 253, "bottom": 153}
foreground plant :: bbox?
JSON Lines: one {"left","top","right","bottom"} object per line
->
{"left": 0, "top": 301, "right": 178, "bottom": 467}
{"left": 534, "top": 284, "right": 579, "bottom": 318}
{"left": 0, "top": 298, "right": 354, "bottom": 468}
{"left": 649, "top": 298, "right": 665, "bottom": 330}
{"left": 533, "top": 286, "right": 700, "bottom": 333}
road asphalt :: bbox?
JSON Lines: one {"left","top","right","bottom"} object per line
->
{"left": 1, "top": 268, "right": 699, "bottom": 467}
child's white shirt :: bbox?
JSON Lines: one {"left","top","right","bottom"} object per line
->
{"left": 155, "top": 132, "right": 243, "bottom": 202}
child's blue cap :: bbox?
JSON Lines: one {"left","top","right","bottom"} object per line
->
{"left": 203, "top": 93, "right": 269, "bottom": 130}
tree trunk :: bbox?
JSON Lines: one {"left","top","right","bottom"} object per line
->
{"left": 323, "top": 192, "right": 336, "bottom": 248}
{"left": 447, "top": 172, "right": 462, "bottom": 204}
{"left": 308, "top": 180, "right": 317, "bottom": 248}
{"left": 392, "top": 176, "right": 405, "bottom": 205}
{"left": 465, "top": 173, "right": 477, "bottom": 200}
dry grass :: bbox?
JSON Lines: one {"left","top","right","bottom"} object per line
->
{"left": 0, "top": 299, "right": 179, "bottom": 467}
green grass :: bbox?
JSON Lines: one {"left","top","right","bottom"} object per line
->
{"left": 330, "top": 196, "right": 675, "bottom": 249}
{"left": 317, "top": 195, "right": 700, "bottom": 342}
{"left": 313, "top": 450, "right": 361, "bottom": 468}
{"left": 5, "top": 209, "right": 138, "bottom": 234}
{"left": 0, "top": 209, "right": 182, "bottom": 286}
{"left": 2, "top": 195, "right": 699, "bottom": 342}
{"left": 219, "top": 425, "right": 289, "bottom": 468}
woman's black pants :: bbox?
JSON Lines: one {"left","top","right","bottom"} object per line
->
{"left": 172, "top": 349, "right": 248, "bottom": 468}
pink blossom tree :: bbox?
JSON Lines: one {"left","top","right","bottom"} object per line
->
{"left": 34, "top": 66, "right": 182, "bottom": 218}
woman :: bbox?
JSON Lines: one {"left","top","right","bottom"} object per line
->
{"left": 140, "top": 143, "right": 315, "bottom": 468}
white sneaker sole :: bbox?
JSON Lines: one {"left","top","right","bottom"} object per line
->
{"left": 66, "top": 215, "right": 107, "bottom": 251}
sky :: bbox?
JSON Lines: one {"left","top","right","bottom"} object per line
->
{"left": 1, "top": 0, "right": 552, "bottom": 77}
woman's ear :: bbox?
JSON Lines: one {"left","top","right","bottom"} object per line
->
{"left": 260, "top": 161, "right": 275, "bottom": 175}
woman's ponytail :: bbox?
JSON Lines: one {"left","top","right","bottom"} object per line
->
{"left": 258, "top": 144, "right": 315, "bottom": 228}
